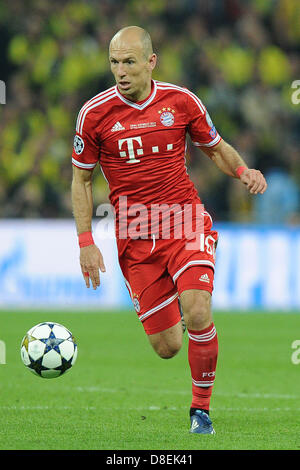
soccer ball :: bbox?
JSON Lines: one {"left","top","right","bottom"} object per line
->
{"left": 20, "top": 322, "right": 78, "bottom": 379}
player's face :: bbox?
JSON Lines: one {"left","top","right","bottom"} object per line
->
{"left": 109, "top": 43, "right": 156, "bottom": 102}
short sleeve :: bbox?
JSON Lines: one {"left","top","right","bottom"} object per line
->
{"left": 72, "top": 105, "right": 100, "bottom": 170}
{"left": 186, "top": 91, "right": 221, "bottom": 149}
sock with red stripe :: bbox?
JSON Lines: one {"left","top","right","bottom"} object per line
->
{"left": 187, "top": 322, "right": 218, "bottom": 412}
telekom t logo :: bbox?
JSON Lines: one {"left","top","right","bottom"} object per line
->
{"left": 119, "top": 136, "right": 143, "bottom": 163}
{"left": 118, "top": 136, "right": 174, "bottom": 163}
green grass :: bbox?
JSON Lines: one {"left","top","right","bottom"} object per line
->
{"left": 0, "top": 310, "right": 300, "bottom": 450}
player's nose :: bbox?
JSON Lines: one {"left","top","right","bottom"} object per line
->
{"left": 116, "top": 63, "right": 127, "bottom": 78}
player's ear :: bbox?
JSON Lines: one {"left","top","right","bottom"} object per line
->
{"left": 149, "top": 53, "right": 157, "bottom": 71}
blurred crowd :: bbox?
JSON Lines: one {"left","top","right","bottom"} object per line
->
{"left": 0, "top": 0, "right": 299, "bottom": 223}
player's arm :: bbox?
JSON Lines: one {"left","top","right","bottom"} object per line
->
{"left": 71, "top": 165, "right": 106, "bottom": 290}
{"left": 201, "top": 139, "right": 267, "bottom": 195}
{"left": 71, "top": 166, "right": 94, "bottom": 233}
{"left": 185, "top": 91, "right": 267, "bottom": 195}
{"left": 71, "top": 105, "right": 106, "bottom": 290}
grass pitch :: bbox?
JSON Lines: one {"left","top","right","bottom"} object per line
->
{"left": 0, "top": 310, "right": 299, "bottom": 450}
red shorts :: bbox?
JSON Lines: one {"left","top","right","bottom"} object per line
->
{"left": 117, "top": 216, "right": 218, "bottom": 335}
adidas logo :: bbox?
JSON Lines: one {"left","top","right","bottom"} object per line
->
{"left": 111, "top": 121, "right": 125, "bottom": 132}
{"left": 199, "top": 273, "right": 210, "bottom": 283}
{"left": 191, "top": 419, "right": 199, "bottom": 431}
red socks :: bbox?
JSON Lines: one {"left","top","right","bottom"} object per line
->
{"left": 187, "top": 323, "right": 218, "bottom": 411}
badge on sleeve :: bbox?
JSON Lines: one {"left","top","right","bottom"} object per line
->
{"left": 74, "top": 135, "right": 85, "bottom": 155}
{"left": 206, "top": 112, "right": 217, "bottom": 139}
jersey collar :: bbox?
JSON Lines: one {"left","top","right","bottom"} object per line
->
{"left": 115, "top": 80, "right": 157, "bottom": 110}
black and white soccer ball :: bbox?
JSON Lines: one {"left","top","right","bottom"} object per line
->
{"left": 21, "top": 322, "right": 78, "bottom": 378}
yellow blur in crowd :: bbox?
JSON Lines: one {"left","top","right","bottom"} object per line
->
{"left": 0, "top": 0, "right": 299, "bottom": 223}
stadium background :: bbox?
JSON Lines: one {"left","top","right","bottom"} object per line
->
{"left": 1, "top": 0, "right": 300, "bottom": 452}
{"left": 0, "top": 0, "right": 299, "bottom": 311}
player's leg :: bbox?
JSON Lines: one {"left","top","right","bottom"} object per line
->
{"left": 146, "top": 313, "right": 183, "bottom": 359}
{"left": 118, "top": 238, "right": 183, "bottom": 359}
{"left": 180, "top": 287, "right": 218, "bottom": 409}
{"left": 180, "top": 288, "right": 212, "bottom": 330}
{"left": 177, "top": 268, "right": 218, "bottom": 434}
{"left": 166, "top": 211, "right": 219, "bottom": 433}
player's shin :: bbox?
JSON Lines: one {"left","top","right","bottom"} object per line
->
{"left": 187, "top": 323, "right": 218, "bottom": 412}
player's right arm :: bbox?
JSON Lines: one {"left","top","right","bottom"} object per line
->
{"left": 71, "top": 106, "right": 106, "bottom": 290}
{"left": 200, "top": 139, "right": 267, "bottom": 195}
{"left": 71, "top": 166, "right": 106, "bottom": 290}
{"left": 186, "top": 91, "right": 267, "bottom": 195}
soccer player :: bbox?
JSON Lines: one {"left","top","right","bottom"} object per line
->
{"left": 71, "top": 26, "right": 267, "bottom": 434}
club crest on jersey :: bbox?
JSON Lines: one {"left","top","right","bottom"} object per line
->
{"left": 73, "top": 135, "right": 84, "bottom": 155}
{"left": 158, "top": 107, "right": 175, "bottom": 127}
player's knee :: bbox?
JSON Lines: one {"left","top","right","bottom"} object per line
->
{"left": 184, "top": 302, "right": 209, "bottom": 321}
{"left": 155, "top": 341, "right": 181, "bottom": 359}
{"left": 147, "top": 321, "right": 183, "bottom": 359}
{"left": 150, "top": 335, "right": 182, "bottom": 359}
{"left": 180, "top": 290, "right": 212, "bottom": 330}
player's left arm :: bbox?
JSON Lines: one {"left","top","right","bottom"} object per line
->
{"left": 201, "top": 139, "right": 268, "bottom": 195}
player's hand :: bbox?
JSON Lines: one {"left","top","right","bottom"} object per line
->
{"left": 240, "top": 169, "right": 267, "bottom": 195}
{"left": 80, "top": 245, "right": 106, "bottom": 290}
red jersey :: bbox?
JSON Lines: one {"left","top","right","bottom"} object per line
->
{"left": 72, "top": 80, "right": 221, "bottom": 237}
